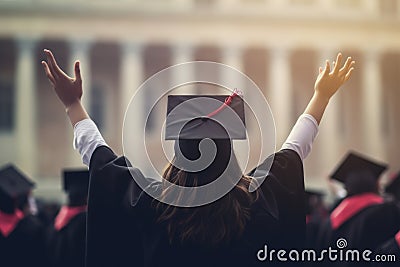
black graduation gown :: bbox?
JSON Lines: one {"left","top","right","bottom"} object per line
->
{"left": 86, "top": 146, "right": 305, "bottom": 267}
{"left": 306, "top": 215, "right": 324, "bottom": 250}
{"left": 371, "top": 237, "right": 400, "bottom": 267}
{"left": 0, "top": 215, "right": 46, "bottom": 267}
{"left": 315, "top": 202, "right": 400, "bottom": 267}
{"left": 46, "top": 212, "right": 87, "bottom": 267}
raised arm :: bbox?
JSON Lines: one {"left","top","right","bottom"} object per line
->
{"left": 305, "top": 52, "right": 355, "bottom": 124}
{"left": 42, "top": 49, "right": 89, "bottom": 126}
{"left": 42, "top": 49, "right": 106, "bottom": 166}
{"left": 281, "top": 53, "right": 355, "bottom": 160}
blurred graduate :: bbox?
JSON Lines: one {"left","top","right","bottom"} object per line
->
{"left": 46, "top": 169, "right": 89, "bottom": 267}
{"left": 315, "top": 153, "right": 400, "bottom": 267}
{"left": 0, "top": 164, "right": 46, "bottom": 267}
{"left": 372, "top": 172, "right": 400, "bottom": 266}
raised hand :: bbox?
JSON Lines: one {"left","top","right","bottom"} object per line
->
{"left": 42, "top": 49, "right": 83, "bottom": 109}
{"left": 314, "top": 53, "right": 355, "bottom": 101}
{"left": 42, "top": 49, "right": 89, "bottom": 126}
{"left": 304, "top": 52, "right": 355, "bottom": 124}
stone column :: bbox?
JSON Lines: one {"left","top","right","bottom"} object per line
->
{"left": 171, "top": 43, "right": 195, "bottom": 94}
{"left": 220, "top": 44, "right": 245, "bottom": 94}
{"left": 362, "top": 49, "right": 384, "bottom": 159}
{"left": 120, "top": 41, "right": 146, "bottom": 170}
{"left": 268, "top": 47, "right": 292, "bottom": 146}
{"left": 15, "top": 37, "right": 38, "bottom": 177}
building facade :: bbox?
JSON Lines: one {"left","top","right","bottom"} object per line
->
{"left": 1, "top": 0, "right": 400, "bottom": 199}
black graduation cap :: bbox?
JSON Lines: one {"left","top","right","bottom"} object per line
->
{"left": 330, "top": 151, "right": 388, "bottom": 184}
{"left": 165, "top": 94, "right": 246, "bottom": 140}
{"left": 0, "top": 164, "right": 35, "bottom": 200}
{"left": 62, "top": 169, "right": 89, "bottom": 195}
{"left": 385, "top": 172, "right": 400, "bottom": 200}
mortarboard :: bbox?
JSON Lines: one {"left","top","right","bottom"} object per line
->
{"left": 0, "top": 164, "right": 35, "bottom": 200}
{"left": 385, "top": 172, "right": 400, "bottom": 200}
{"left": 63, "top": 169, "right": 89, "bottom": 195}
{"left": 165, "top": 93, "right": 245, "bottom": 184}
{"left": 330, "top": 151, "right": 388, "bottom": 184}
{"left": 165, "top": 93, "right": 246, "bottom": 140}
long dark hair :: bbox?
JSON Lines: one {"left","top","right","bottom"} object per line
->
{"left": 156, "top": 153, "right": 257, "bottom": 245}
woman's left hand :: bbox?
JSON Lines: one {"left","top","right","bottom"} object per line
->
{"left": 314, "top": 53, "right": 355, "bottom": 102}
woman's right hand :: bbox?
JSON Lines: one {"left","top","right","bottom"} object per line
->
{"left": 42, "top": 49, "right": 83, "bottom": 109}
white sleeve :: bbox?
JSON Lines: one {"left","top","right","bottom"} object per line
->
{"left": 281, "top": 114, "right": 319, "bottom": 160}
{"left": 73, "top": 119, "right": 108, "bottom": 166}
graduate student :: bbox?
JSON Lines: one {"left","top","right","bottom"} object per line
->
{"left": 46, "top": 169, "right": 89, "bottom": 267}
{"left": 42, "top": 49, "right": 354, "bottom": 266}
{"left": 370, "top": 172, "right": 400, "bottom": 266}
{"left": 0, "top": 164, "right": 46, "bottom": 267}
{"left": 316, "top": 153, "right": 400, "bottom": 267}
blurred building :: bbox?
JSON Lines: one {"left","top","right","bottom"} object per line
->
{"left": 0, "top": 0, "right": 400, "bottom": 200}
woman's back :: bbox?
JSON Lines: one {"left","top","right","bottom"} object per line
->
{"left": 87, "top": 146, "right": 305, "bottom": 267}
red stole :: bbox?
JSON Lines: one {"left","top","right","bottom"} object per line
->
{"left": 0, "top": 209, "right": 24, "bottom": 237}
{"left": 54, "top": 205, "right": 87, "bottom": 231}
{"left": 330, "top": 193, "right": 383, "bottom": 230}
{"left": 395, "top": 230, "right": 400, "bottom": 248}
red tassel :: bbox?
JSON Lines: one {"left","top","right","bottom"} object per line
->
{"left": 207, "top": 89, "right": 241, "bottom": 118}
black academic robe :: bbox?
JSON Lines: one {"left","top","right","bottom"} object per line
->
{"left": 86, "top": 146, "right": 305, "bottom": 267}
{"left": 371, "top": 236, "right": 400, "bottom": 267}
{"left": 46, "top": 212, "right": 87, "bottom": 267}
{"left": 306, "top": 215, "right": 324, "bottom": 250}
{"left": 315, "top": 202, "right": 400, "bottom": 267}
{"left": 0, "top": 215, "right": 46, "bottom": 267}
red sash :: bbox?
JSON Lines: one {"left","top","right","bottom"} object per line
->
{"left": 330, "top": 193, "right": 383, "bottom": 230}
{"left": 395, "top": 230, "right": 400, "bottom": 248}
{"left": 54, "top": 205, "right": 87, "bottom": 231}
{"left": 0, "top": 209, "right": 24, "bottom": 237}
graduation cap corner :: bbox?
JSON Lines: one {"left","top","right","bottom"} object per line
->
{"left": 330, "top": 151, "right": 388, "bottom": 184}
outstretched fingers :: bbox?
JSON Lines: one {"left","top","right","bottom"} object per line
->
{"left": 348, "top": 60, "right": 356, "bottom": 70}
{"left": 323, "top": 60, "right": 330, "bottom": 76}
{"left": 339, "top": 56, "right": 353, "bottom": 73}
{"left": 44, "top": 49, "right": 67, "bottom": 79}
{"left": 41, "top": 61, "right": 55, "bottom": 85}
{"left": 43, "top": 50, "right": 57, "bottom": 78}
{"left": 344, "top": 67, "right": 355, "bottom": 82}
{"left": 74, "top": 61, "right": 82, "bottom": 84}
{"left": 341, "top": 58, "right": 355, "bottom": 83}
{"left": 332, "top": 53, "right": 342, "bottom": 74}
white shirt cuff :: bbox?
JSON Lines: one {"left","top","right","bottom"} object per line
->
{"left": 281, "top": 114, "right": 319, "bottom": 160}
{"left": 73, "top": 119, "right": 108, "bottom": 166}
